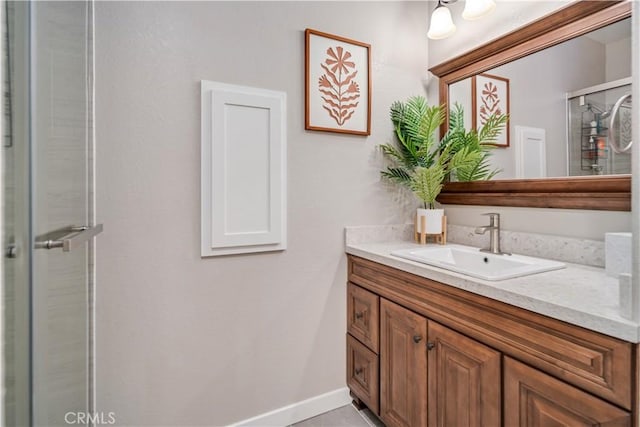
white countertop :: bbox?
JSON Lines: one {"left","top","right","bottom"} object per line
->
{"left": 346, "top": 240, "right": 640, "bottom": 343}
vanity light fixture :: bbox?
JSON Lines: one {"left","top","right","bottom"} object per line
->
{"left": 427, "top": 0, "right": 496, "bottom": 40}
{"left": 427, "top": 1, "right": 456, "bottom": 40}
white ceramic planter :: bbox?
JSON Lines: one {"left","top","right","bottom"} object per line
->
{"left": 416, "top": 208, "right": 444, "bottom": 234}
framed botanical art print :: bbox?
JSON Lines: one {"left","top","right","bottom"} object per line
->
{"left": 305, "top": 29, "right": 371, "bottom": 136}
{"left": 472, "top": 73, "right": 510, "bottom": 147}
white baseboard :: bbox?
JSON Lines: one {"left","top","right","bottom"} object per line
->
{"left": 229, "top": 387, "right": 351, "bottom": 427}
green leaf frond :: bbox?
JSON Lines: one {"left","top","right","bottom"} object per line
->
{"left": 409, "top": 166, "right": 445, "bottom": 209}
{"left": 450, "top": 148, "right": 501, "bottom": 182}
{"left": 415, "top": 108, "right": 444, "bottom": 153}
{"left": 381, "top": 167, "right": 412, "bottom": 185}
{"left": 448, "top": 103, "right": 466, "bottom": 132}
{"left": 379, "top": 143, "right": 415, "bottom": 171}
{"left": 389, "top": 101, "right": 405, "bottom": 125}
{"left": 391, "top": 96, "right": 444, "bottom": 152}
{"left": 447, "top": 131, "right": 477, "bottom": 153}
{"left": 383, "top": 96, "right": 446, "bottom": 172}
{"left": 477, "top": 113, "right": 509, "bottom": 145}
{"left": 416, "top": 106, "right": 444, "bottom": 148}
{"left": 435, "top": 142, "right": 455, "bottom": 170}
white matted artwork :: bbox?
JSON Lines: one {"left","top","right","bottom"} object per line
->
{"left": 472, "top": 73, "right": 510, "bottom": 147}
{"left": 305, "top": 29, "right": 371, "bottom": 136}
{"left": 201, "top": 80, "right": 287, "bottom": 256}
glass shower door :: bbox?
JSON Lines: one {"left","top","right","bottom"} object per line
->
{"left": 3, "top": 3, "right": 31, "bottom": 425}
{"left": 3, "top": 1, "right": 96, "bottom": 426}
{"left": 31, "top": 1, "right": 95, "bottom": 425}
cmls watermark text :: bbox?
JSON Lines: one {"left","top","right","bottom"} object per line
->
{"left": 65, "top": 412, "right": 116, "bottom": 425}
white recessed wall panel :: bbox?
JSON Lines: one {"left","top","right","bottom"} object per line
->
{"left": 515, "top": 126, "right": 547, "bottom": 179}
{"left": 202, "top": 81, "right": 286, "bottom": 256}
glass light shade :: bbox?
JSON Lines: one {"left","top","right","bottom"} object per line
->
{"left": 427, "top": 5, "right": 456, "bottom": 40}
{"left": 462, "top": 0, "right": 496, "bottom": 21}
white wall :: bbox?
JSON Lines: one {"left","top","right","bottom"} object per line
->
{"left": 95, "top": 1, "right": 427, "bottom": 425}
{"left": 448, "top": 77, "right": 472, "bottom": 130}
{"left": 427, "top": 0, "right": 631, "bottom": 238}
{"left": 607, "top": 36, "right": 632, "bottom": 81}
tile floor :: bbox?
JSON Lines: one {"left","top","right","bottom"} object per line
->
{"left": 291, "top": 404, "right": 385, "bottom": 427}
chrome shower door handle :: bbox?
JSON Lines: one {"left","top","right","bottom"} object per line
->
{"left": 608, "top": 93, "right": 632, "bottom": 154}
{"left": 35, "top": 224, "right": 103, "bottom": 252}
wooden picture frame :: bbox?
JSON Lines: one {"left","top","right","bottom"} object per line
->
{"left": 472, "top": 73, "right": 510, "bottom": 147}
{"left": 305, "top": 29, "right": 371, "bottom": 136}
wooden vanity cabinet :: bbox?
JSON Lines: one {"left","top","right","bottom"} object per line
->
{"left": 346, "top": 255, "right": 635, "bottom": 427}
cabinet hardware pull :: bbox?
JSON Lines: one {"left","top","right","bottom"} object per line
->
{"left": 413, "top": 335, "right": 422, "bottom": 343}
{"left": 355, "top": 312, "right": 364, "bottom": 320}
{"left": 355, "top": 368, "right": 363, "bottom": 375}
{"left": 427, "top": 342, "right": 435, "bottom": 350}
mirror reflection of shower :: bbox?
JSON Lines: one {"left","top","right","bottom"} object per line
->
{"left": 567, "top": 78, "right": 632, "bottom": 176}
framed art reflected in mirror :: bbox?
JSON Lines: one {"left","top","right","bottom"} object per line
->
{"left": 472, "top": 73, "right": 510, "bottom": 147}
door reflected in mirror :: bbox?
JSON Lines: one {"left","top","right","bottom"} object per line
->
{"left": 448, "top": 17, "right": 631, "bottom": 179}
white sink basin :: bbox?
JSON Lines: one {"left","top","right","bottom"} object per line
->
{"left": 391, "top": 244, "right": 565, "bottom": 281}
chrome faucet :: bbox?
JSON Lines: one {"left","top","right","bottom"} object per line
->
{"left": 475, "top": 213, "right": 508, "bottom": 255}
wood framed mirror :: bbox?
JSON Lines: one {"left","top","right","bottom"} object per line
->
{"left": 430, "top": 0, "right": 631, "bottom": 211}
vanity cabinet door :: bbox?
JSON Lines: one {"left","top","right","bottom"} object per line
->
{"left": 504, "top": 357, "right": 630, "bottom": 427}
{"left": 380, "top": 299, "right": 427, "bottom": 427}
{"left": 427, "top": 321, "right": 501, "bottom": 427}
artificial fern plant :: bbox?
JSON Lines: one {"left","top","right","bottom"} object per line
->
{"left": 379, "top": 96, "right": 447, "bottom": 209}
{"left": 380, "top": 96, "right": 507, "bottom": 209}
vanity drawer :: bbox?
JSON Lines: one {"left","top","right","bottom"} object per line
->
{"left": 347, "top": 334, "right": 379, "bottom": 414}
{"left": 347, "top": 283, "right": 379, "bottom": 352}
